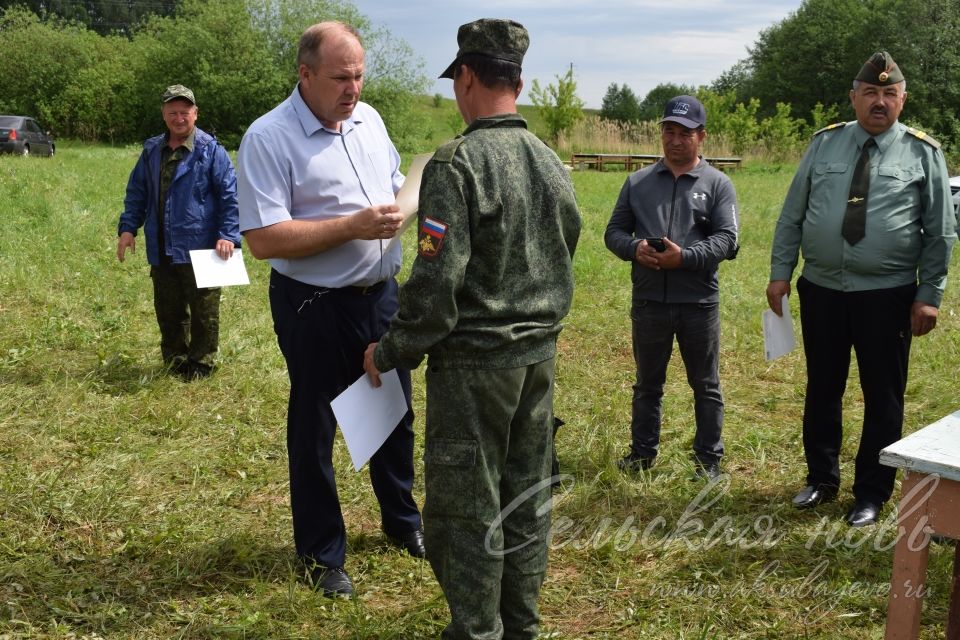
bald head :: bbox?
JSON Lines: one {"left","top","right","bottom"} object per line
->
{"left": 297, "top": 21, "right": 362, "bottom": 71}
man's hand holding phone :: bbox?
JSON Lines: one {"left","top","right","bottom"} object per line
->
{"left": 644, "top": 237, "right": 666, "bottom": 252}
{"left": 635, "top": 236, "right": 681, "bottom": 270}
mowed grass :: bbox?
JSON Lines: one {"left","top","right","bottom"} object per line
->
{"left": 2, "top": 142, "right": 959, "bottom": 639}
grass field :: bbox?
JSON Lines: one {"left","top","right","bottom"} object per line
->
{"left": 1, "top": 141, "right": 959, "bottom": 639}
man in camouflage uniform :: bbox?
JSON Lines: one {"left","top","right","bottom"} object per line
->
{"left": 117, "top": 84, "right": 240, "bottom": 380}
{"left": 363, "top": 19, "right": 581, "bottom": 640}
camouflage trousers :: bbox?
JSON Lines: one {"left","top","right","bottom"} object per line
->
{"left": 150, "top": 263, "right": 221, "bottom": 368}
{"left": 423, "top": 358, "right": 555, "bottom": 640}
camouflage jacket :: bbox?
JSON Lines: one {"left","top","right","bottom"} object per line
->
{"left": 375, "top": 113, "right": 581, "bottom": 371}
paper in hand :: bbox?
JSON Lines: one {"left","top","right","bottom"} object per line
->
{"left": 387, "top": 152, "right": 433, "bottom": 251}
{"left": 762, "top": 293, "right": 796, "bottom": 361}
{"left": 330, "top": 369, "right": 408, "bottom": 471}
{"left": 189, "top": 249, "right": 250, "bottom": 288}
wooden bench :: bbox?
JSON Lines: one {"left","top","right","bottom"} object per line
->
{"left": 569, "top": 153, "right": 659, "bottom": 172}
{"left": 570, "top": 153, "right": 742, "bottom": 173}
{"left": 880, "top": 410, "right": 960, "bottom": 639}
{"left": 706, "top": 157, "right": 743, "bottom": 172}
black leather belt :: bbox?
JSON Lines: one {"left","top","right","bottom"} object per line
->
{"left": 272, "top": 269, "right": 387, "bottom": 296}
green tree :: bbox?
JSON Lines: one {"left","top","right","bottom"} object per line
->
{"left": 0, "top": 0, "right": 177, "bottom": 35}
{"left": 600, "top": 83, "right": 641, "bottom": 123}
{"left": 869, "top": 0, "right": 960, "bottom": 144}
{"left": 746, "top": 0, "right": 873, "bottom": 120}
{"left": 716, "top": 0, "right": 960, "bottom": 146}
{"left": 638, "top": 83, "right": 695, "bottom": 122}
{"left": 359, "top": 25, "right": 429, "bottom": 151}
{"left": 727, "top": 98, "right": 762, "bottom": 156}
{"left": 0, "top": 7, "right": 103, "bottom": 127}
{"left": 697, "top": 89, "right": 738, "bottom": 139}
{"left": 247, "top": 0, "right": 364, "bottom": 84}
{"left": 710, "top": 60, "right": 753, "bottom": 103}
{"left": 760, "top": 102, "right": 804, "bottom": 161}
{"left": 528, "top": 67, "right": 585, "bottom": 144}
{"left": 0, "top": 0, "right": 430, "bottom": 147}
{"left": 246, "top": 0, "right": 428, "bottom": 150}
{"left": 122, "top": 0, "right": 286, "bottom": 146}
{"left": 807, "top": 102, "right": 840, "bottom": 136}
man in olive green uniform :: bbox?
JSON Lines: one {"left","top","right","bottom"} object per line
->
{"left": 766, "top": 52, "right": 955, "bottom": 527}
{"left": 363, "top": 19, "right": 580, "bottom": 640}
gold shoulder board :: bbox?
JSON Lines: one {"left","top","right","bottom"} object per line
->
{"left": 905, "top": 127, "right": 941, "bottom": 149}
{"left": 433, "top": 136, "right": 467, "bottom": 163}
{"left": 813, "top": 122, "right": 846, "bottom": 137}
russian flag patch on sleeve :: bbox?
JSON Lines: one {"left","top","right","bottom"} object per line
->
{"left": 418, "top": 216, "right": 448, "bottom": 258}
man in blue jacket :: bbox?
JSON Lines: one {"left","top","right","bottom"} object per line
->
{"left": 117, "top": 84, "right": 240, "bottom": 380}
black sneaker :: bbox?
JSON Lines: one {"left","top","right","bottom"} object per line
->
{"left": 307, "top": 565, "right": 353, "bottom": 598}
{"left": 693, "top": 461, "right": 722, "bottom": 481}
{"left": 618, "top": 452, "right": 654, "bottom": 473}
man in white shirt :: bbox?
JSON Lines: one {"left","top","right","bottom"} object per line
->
{"left": 236, "top": 21, "right": 424, "bottom": 598}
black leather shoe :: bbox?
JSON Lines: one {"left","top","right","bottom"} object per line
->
{"left": 385, "top": 527, "right": 426, "bottom": 558}
{"left": 175, "top": 361, "right": 214, "bottom": 381}
{"left": 308, "top": 565, "right": 353, "bottom": 598}
{"left": 792, "top": 484, "right": 838, "bottom": 509}
{"left": 618, "top": 453, "right": 654, "bottom": 473}
{"left": 846, "top": 499, "right": 882, "bottom": 527}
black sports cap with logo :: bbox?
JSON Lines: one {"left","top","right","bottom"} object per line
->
{"left": 659, "top": 95, "right": 706, "bottom": 129}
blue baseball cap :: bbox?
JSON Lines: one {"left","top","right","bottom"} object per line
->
{"left": 659, "top": 95, "right": 706, "bottom": 129}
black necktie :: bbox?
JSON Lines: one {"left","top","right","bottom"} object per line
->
{"left": 842, "top": 138, "right": 875, "bottom": 245}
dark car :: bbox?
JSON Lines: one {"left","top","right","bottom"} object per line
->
{"left": 951, "top": 175, "right": 960, "bottom": 217}
{"left": 0, "top": 115, "right": 55, "bottom": 157}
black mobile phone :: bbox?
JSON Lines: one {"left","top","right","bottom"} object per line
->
{"left": 644, "top": 237, "right": 666, "bottom": 252}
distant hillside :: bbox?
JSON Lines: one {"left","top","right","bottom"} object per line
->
{"left": 409, "top": 94, "right": 555, "bottom": 152}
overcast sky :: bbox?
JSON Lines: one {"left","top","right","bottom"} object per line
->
{"left": 350, "top": 0, "right": 805, "bottom": 109}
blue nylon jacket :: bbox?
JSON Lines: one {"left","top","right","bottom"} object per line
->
{"left": 118, "top": 127, "right": 240, "bottom": 265}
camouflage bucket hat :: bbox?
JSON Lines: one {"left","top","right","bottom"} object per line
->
{"left": 162, "top": 84, "right": 196, "bottom": 105}
{"left": 439, "top": 18, "right": 529, "bottom": 79}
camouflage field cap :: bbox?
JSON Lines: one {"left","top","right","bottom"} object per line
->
{"left": 855, "top": 51, "right": 904, "bottom": 85}
{"left": 162, "top": 84, "right": 196, "bottom": 105}
{"left": 439, "top": 18, "right": 529, "bottom": 79}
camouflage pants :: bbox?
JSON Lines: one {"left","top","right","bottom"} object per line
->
{"left": 423, "top": 358, "right": 555, "bottom": 640}
{"left": 150, "top": 263, "right": 221, "bottom": 367}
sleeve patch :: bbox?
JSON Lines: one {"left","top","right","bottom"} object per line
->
{"left": 418, "top": 217, "right": 448, "bottom": 259}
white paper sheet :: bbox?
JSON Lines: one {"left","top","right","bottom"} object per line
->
{"left": 189, "top": 249, "right": 250, "bottom": 288}
{"left": 331, "top": 369, "right": 407, "bottom": 471}
{"left": 386, "top": 152, "right": 433, "bottom": 251}
{"left": 762, "top": 293, "right": 796, "bottom": 361}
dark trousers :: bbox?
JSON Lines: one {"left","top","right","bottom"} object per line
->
{"left": 796, "top": 277, "right": 914, "bottom": 503}
{"left": 423, "top": 359, "right": 555, "bottom": 640}
{"left": 629, "top": 299, "right": 724, "bottom": 464}
{"left": 150, "top": 263, "right": 221, "bottom": 367}
{"left": 269, "top": 270, "right": 421, "bottom": 568}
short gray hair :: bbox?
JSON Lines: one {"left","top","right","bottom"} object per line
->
{"left": 297, "top": 21, "right": 361, "bottom": 71}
